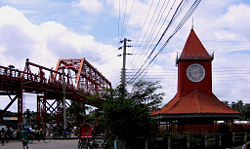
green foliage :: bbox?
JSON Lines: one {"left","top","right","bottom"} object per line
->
{"left": 129, "top": 80, "right": 164, "bottom": 111}
{"left": 222, "top": 101, "right": 229, "bottom": 107}
{"left": 224, "top": 100, "right": 250, "bottom": 120}
{"left": 103, "top": 99, "right": 153, "bottom": 140}
{"left": 102, "top": 80, "right": 164, "bottom": 146}
{"left": 67, "top": 101, "right": 86, "bottom": 126}
{"left": 23, "top": 109, "right": 37, "bottom": 125}
{"left": 244, "top": 104, "right": 250, "bottom": 119}
{"left": 231, "top": 100, "right": 244, "bottom": 113}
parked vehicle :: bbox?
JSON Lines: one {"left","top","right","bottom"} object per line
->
{"left": 78, "top": 124, "right": 93, "bottom": 149}
{"left": 78, "top": 124, "right": 106, "bottom": 149}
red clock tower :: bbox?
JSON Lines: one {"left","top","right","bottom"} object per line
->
{"left": 151, "top": 29, "right": 241, "bottom": 124}
{"left": 177, "top": 29, "right": 213, "bottom": 97}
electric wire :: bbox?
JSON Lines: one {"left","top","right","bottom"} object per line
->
{"left": 134, "top": 0, "right": 161, "bottom": 50}
{"left": 130, "top": 0, "right": 162, "bottom": 67}
{"left": 128, "top": 0, "right": 186, "bottom": 83}
{"left": 118, "top": 0, "right": 121, "bottom": 43}
{"left": 126, "top": 67, "right": 250, "bottom": 82}
{"left": 116, "top": 0, "right": 250, "bottom": 92}
{"left": 128, "top": 0, "right": 156, "bottom": 65}
{"left": 128, "top": 0, "right": 179, "bottom": 81}
{"left": 132, "top": 0, "right": 187, "bottom": 81}
{"left": 129, "top": 0, "right": 175, "bottom": 68}
{"left": 132, "top": 0, "right": 181, "bottom": 80}
{"left": 139, "top": 0, "right": 201, "bottom": 80}
{"left": 120, "top": 0, "right": 136, "bottom": 39}
{"left": 120, "top": 0, "right": 128, "bottom": 40}
{"left": 128, "top": 0, "right": 202, "bottom": 83}
{"left": 140, "top": 0, "right": 173, "bottom": 50}
{"left": 129, "top": 0, "right": 173, "bottom": 70}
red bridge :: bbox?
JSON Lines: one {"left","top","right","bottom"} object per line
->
{"left": 0, "top": 58, "right": 112, "bottom": 127}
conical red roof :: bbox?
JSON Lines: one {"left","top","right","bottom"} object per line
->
{"left": 179, "top": 29, "right": 211, "bottom": 60}
{"left": 151, "top": 90, "right": 240, "bottom": 115}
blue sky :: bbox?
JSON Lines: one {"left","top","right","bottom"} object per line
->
{"left": 0, "top": 0, "right": 118, "bottom": 43}
{"left": 0, "top": 0, "right": 250, "bottom": 111}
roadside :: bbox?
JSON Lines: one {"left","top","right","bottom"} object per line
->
{"left": 0, "top": 139, "right": 78, "bottom": 149}
{"left": 226, "top": 146, "right": 242, "bottom": 149}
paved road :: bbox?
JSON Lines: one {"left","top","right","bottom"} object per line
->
{"left": 226, "top": 146, "right": 242, "bottom": 149}
{"left": 0, "top": 139, "right": 78, "bottom": 149}
{"left": 1, "top": 139, "right": 243, "bottom": 149}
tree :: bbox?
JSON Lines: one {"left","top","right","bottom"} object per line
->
{"left": 67, "top": 101, "right": 86, "bottom": 127}
{"left": 244, "top": 104, "right": 250, "bottom": 120}
{"left": 23, "top": 109, "right": 36, "bottom": 125}
{"left": 102, "top": 80, "right": 164, "bottom": 147}
{"left": 223, "top": 100, "right": 250, "bottom": 120}
{"left": 231, "top": 100, "right": 244, "bottom": 113}
{"left": 222, "top": 101, "right": 229, "bottom": 107}
{"left": 129, "top": 80, "right": 164, "bottom": 111}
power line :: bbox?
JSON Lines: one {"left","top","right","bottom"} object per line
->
{"left": 129, "top": 0, "right": 201, "bottom": 83}
{"left": 140, "top": 0, "right": 175, "bottom": 50}
{"left": 127, "top": 76, "right": 250, "bottom": 80}
{"left": 120, "top": 0, "right": 128, "bottom": 40}
{"left": 130, "top": 40, "right": 250, "bottom": 44}
{"left": 137, "top": 0, "right": 202, "bottom": 82}
{"left": 120, "top": 0, "right": 136, "bottom": 38}
{"left": 129, "top": 0, "right": 174, "bottom": 71}
{"left": 118, "top": 0, "right": 121, "bottom": 43}
{"left": 128, "top": 0, "right": 156, "bottom": 66}
{"left": 134, "top": 0, "right": 162, "bottom": 51}
{"left": 128, "top": 0, "right": 185, "bottom": 83}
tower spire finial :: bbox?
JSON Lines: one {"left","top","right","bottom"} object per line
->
{"left": 191, "top": 17, "right": 194, "bottom": 29}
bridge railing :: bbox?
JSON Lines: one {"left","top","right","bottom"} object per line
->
{"left": 0, "top": 65, "right": 25, "bottom": 78}
{"left": 0, "top": 59, "right": 112, "bottom": 99}
{"left": 0, "top": 64, "right": 75, "bottom": 92}
{"left": 24, "top": 60, "right": 76, "bottom": 89}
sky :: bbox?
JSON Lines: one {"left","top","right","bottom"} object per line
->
{"left": 0, "top": 0, "right": 250, "bottom": 112}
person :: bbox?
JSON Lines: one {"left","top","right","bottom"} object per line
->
{"left": 21, "top": 126, "right": 29, "bottom": 149}
{"left": 38, "top": 127, "right": 46, "bottom": 142}
{"left": 6, "top": 127, "right": 10, "bottom": 143}
{"left": 242, "top": 136, "right": 250, "bottom": 149}
{"left": 1, "top": 128, "right": 5, "bottom": 146}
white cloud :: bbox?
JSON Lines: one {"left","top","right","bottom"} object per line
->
{"left": 222, "top": 4, "right": 250, "bottom": 36}
{"left": 189, "top": 1, "right": 250, "bottom": 104}
{"left": 0, "top": 6, "right": 121, "bottom": 111}
{"left": 116, "top": 0, "right": 250, "bottom": 104}
{"left": 73, "top": 0, "right": 103, "bottom": 14}
{"left": 107, "top": 0, "right": 153, "bottom": 27}
{"left": 0, "top": 6, "right": 118, "bottom": 67}
{"left": 3, "top": 0, "right": 37, "bottom": 5}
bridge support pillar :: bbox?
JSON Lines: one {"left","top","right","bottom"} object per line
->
{"left": 37, "top": 95, "right": 70, "bottom": 132}
{"left": 17, "top": 81, "right": 23, "bottom": 124}
{"left": 37, "top": 95, "right": 47, "bottom": 128}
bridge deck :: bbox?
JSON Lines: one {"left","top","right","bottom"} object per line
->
{"left": 0, "top": 59, "right": 112, "bottom": 124}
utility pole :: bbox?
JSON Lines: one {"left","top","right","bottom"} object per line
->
{"left": 121, "top": 38, "right": 127, "bottom": 89}
{"left": 118, "top": 38, "right": 132, "bottom": 99}
{"left": 62, "top": 66, "right": 67, "bottom": 131}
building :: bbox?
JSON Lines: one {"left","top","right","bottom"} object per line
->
{"left": 151, "top": 29, "right": 241, "bottom": 125}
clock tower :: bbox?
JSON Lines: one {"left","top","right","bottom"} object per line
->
{"left": 151, "top": 29, "right": 241, "bottom": 124}
{"left": 176, "top": 29, "right": 213, "bottom": 97}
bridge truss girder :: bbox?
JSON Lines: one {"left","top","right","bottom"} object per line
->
{"left": 54, "top": 58, "right": 112, "bottom": 96}
{"left": 0, "top": 58, "right": 112, "bottom": 128}
{"left": 37, "top": 95, "right": 71, "bottom": 130}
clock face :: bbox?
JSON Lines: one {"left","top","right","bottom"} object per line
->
{"left": 186, "top": 63, "right": 205, "bottom": 82}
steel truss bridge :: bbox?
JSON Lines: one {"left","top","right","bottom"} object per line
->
{"left": 0, "top": 58, "right": 112, "bottom": 128}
